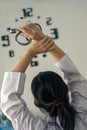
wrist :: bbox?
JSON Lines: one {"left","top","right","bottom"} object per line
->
{"left": 26, "top": 47, "right": 35, "bottom": 57}
{"left": 27, "top": 45, "right": 36, "bottom": 57}
{"left": 49, "top": 45, "right": 65, "bottom": 61}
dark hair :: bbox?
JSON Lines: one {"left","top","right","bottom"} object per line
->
{"left": 31, "top": 71, "right": 76, "bottom": 130}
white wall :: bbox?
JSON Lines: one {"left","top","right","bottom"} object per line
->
{"left": 0, "top": 0, "right": 87, "bottom": 116}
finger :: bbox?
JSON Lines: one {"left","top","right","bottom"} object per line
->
{"left": 19, "top": 26, "right": 32, "bottom": 34}
{"left": 38, "top": 36, "right": 53, "bottom": 52}
{"left": 19, "top": 23, "right": 44, "bottom": 41}
{"left": 28, "top": 23, "right": 41, "bottom": 31}
{"left": 45, "top": 40, "right": 54, "bottom": 51}
{"left": 48, "top": 46, "right": 55, "bottom": 51}
{"left": 42, "top": 36, "right": 55, "bottom": 50}
{"left": 18, "top": 26, "right": 33, "bottom": 40}
{"left": 42, "top": 36, "right": 52, "bottom": 46}
{"left": 39, "top": 36, "right": 49, "bottom": 43}
{"left": 18, "top": 23, "right": 36, "bottom": 32}
{"left": 19, "top": 24, "right": 40, "bottom": 38}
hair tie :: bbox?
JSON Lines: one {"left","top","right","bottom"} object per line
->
{"left": 54, "top": 98, "right": 64, "bottom": 107}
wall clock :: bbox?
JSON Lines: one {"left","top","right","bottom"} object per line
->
{"left": 0, "top": 1, "right": 59, "bottom": 67}
{"left": 0, "top": 0, "right": 60, "bottom": 114}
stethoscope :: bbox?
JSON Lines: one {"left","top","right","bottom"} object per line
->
{"left": 7, "top": 22, "right": 42, "bottom": 46}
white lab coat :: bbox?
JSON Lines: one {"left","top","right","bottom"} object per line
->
{"left": 1, "top": 54, "right": 87, "bottom": 130}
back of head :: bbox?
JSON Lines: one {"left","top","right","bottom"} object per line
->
{"left": 31, "top": 71, "right": 76, "bottom": 130}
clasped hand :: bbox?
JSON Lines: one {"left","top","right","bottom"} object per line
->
{"left": 19, "top": 23, "right": 56, "bottom": 55}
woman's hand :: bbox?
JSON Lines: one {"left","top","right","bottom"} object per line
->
{"left": 18, "top": 23, "right": 45, "bottom": 42}
{"left": 28, "top": 35, "right": 55, "bottom": 56}
{"left": 12, "top": 36, "right": 55, "bottom": 73}
{"left": 19, "top": 22, "right": 65, "bottom": 62}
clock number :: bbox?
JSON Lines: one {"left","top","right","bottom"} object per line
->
{"left": 46, "top": 17, "right": 52, "bottom": 25}
{"left": 50, "top": 28, "right": 59, "bottom": 39}
{"left": 31, "top": 61, "right": 38, "bottom": 67}
{"left": 1, "top": 35, "right": 10, "bottom": 47}
{"left": 9, "top": 50, "right": 15, "bottom": 57}
{"left": 22, "top": 8, "right": 33, "bottom": 17}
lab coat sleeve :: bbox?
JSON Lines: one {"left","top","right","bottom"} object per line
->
{"left": 0, "top": 72, "right": 46, "bottom": 130}
{"left": 55, "top": 54, "right": 87, "bottom": 114}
